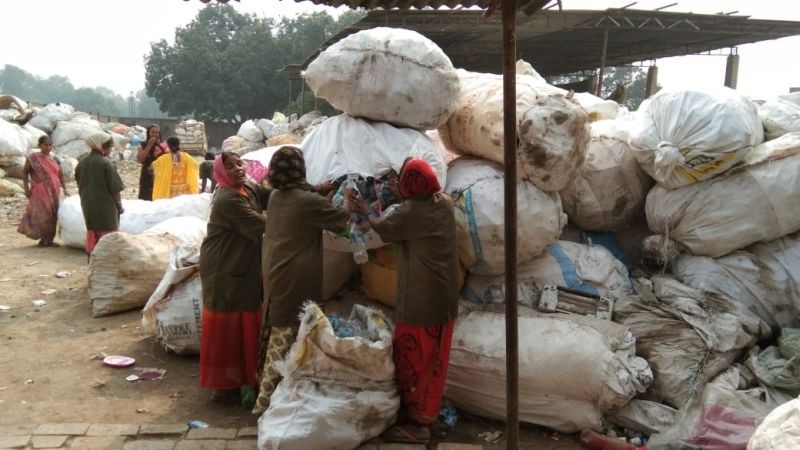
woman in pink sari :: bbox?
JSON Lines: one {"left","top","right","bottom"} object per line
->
{"left": 18, "top": 136, "right": 68, "bottom": 247}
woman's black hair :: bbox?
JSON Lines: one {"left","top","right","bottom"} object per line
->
{"left": 38, "top": 135, "right": 50, "bottom": 145}
{"left": 166, "top": 136, "right": 180, "bottom": 148}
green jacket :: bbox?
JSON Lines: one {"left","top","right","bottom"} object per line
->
{"left": 263, "top": 188, "right": 348, "bottom": 327}
{"left": 74, "top": 151, "right": 124, "bottom": 231}
{"left": 199, "top": 183, "right": 269, "bottom": 312}
{"left": 373, "top": 193, "right": 460, "bottom": 325}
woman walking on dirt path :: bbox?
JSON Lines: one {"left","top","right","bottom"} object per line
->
{"left": 356, "top": 158, "right": 459, "bottom": 444}
{"left": 136, "top": 124, "right": 167, "bottom": 201}
{"left": 199, "top": 151, "right": 270, "bottom": 407}
{"left": 252, "top": 146, "right": 347, "bottom": 415}
{"left": 18, "top": 136, "right": 68, "bottom": 247}
{"left": 74, "top": 133, "right": 124, "bottom": 256}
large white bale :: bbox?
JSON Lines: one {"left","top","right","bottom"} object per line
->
{"left": 645, "top": 135, "right": 800, "bottom": 260}
{"left": 58, "top": 194, "right": 212, "bottom": 249}
{"left": 237, "top": 119, "right": 264, "bottom": 143}
{"left": 629, "top": 87, "right": 763, "bottom": 189}
{"left": 303, "top": 27, "right": 460, "bottom": 130}
{"left": 560, "top": 119, "right": 653, "bottom": 231}
{"left": 28, "top": 103, "right": 74, "bottom": 133}
{"left": 447, "top": 309, "right": 651, "bottom": 432}
{"left": 0, "top": 119, "right": 28, "bottom": 156}
{"left": 300, "top": 114, "right": 446, "bottom": 187}
{"left": 52, "top": 118, "right": 102, "bottom": 147}
{"left": 758, "top": 92, "right": 800, "bottom": 140}
{"left": 574, "top": 92, "right": 622, "bottom": 122}
{"left": 56, "top": 140, "right": 90, "bottom": 159}
{"left": 445, "top": 157, "right": 566, "bottom": 275}
{"left": 462, "top": 240, "right": 632, "bottom": 307}
{"left": 89, "top": 232, "right": 181, "bottom": 317}
{"left": 439, "top": 70, "right": 590, "bottom": 192}
{"left": 674, "top": 231, "right": 800, "bottom": 333}
{"left": 20, "top": 124, "right": 46, "bottom": 149}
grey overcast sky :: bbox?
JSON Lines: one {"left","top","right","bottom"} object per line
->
{"left": 1, "top": 0, "right": 799, "bottom": 101}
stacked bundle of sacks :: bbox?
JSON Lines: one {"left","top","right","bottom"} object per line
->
{"left": 174, "top": 119, "right": 207, "bottom": 155}
{"left": 222, "top": 111, "right": 328, "bottom": 155}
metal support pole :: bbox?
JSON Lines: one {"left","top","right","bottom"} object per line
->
{"left": 645, "top": 65, "right": 659, "bottom": 98}
{"left": 725, "top": 54, "right": 740, "bottom": 89}
{"left": 596, "top": 28, "right": 609, "bottom": 97}
{"left": 502, "top": 0, "right": 519, "bottom": 448}
{"left": 300, "top": 80, "right": 306, "bottom": 116}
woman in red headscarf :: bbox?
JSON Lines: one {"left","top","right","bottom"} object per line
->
{"left": 357, "top": 158, "right": 460, "bottom": 444}
{"left": 198, "top": 151, "right": 270, "bottom": 406}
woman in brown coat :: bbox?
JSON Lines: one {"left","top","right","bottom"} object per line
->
{"left": 199, "top": 151, "right": 269, "bottom": 404}
{"left": 358, "top": 158, "right": 459, "bottom": 443}
{"left": 252, "top": 146, "right": 348, "bottom": 414}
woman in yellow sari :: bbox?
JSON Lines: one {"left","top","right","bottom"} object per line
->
{"left": 151, "top": 137, "right": 199, "bottom": 200}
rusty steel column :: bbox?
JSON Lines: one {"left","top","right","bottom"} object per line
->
{"left": 300, "top": 80, "right": 306, "bottom": 115}
{"left": 596, "top": 28, "right": 609, "bottom": 97}
{"left": 725, "top": 53, "right": 740, "bottom": 89}
{"left": 646, "top": 65, "right": 659, "bottom": 98}
{"left": 502, "top": 0, "right": 519, "bottom": 447}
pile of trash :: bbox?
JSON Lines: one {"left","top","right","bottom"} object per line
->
{"left": 222, "top": 111, "right": 327, "bottom": 155}
{"left": 174, "top": 120, "right": 207, "bottom": 155}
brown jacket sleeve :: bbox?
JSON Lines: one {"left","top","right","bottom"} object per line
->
{"left": 308, "top": 192, "right": 348, "bottom": 233}
{"left": 372, "top": 201, "right": 428, "bottom": 242}
{"left": 216, "top": 192, "right": 266, "bottom": 243}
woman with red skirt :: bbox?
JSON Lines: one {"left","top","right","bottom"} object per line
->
{"left": 359, "top": 158, "right": 460, "bottom": 443}
{"left": 199, "top": 152, "right": 270, "bottom": 405}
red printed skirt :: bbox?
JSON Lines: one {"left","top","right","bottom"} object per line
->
{"left": 199, "top": 308, "right": 262, "bottom": 390}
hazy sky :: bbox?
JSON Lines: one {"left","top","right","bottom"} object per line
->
{"left": 2, "top": 0, "right": 799, "bottom": 101}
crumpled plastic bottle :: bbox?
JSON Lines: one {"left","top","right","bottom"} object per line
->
{"left": 344, "top": 175, "right": 369, "bottom": 265}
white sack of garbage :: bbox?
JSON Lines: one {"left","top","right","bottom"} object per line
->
{"left": 629, "top": 87, "right": 763, "bottom": 189}
{"left": 28, "top": 103, "right": 74, "bottom": 133}
{"left": 560, "top": 119, "right": 652, "bottom": 231}
{"left": 59, "top": 194, "right": 212, "bottom": 249}
{"left": 141, "top": 245, "right": 203, "bottom": 354}
{"left": 673, "top": 231, "right": 800, "bottom": 333}
{"left": 462, "top": 240, "right": 632, "bottom": 307}
{"left": 614, "top": 276, "right": 765, "bottom": 409}
{"left": 89, "top": 232, "right": 182, "bottom": 317}
{"left": 439, "top": 69, "right": 590, "bottom": 192}
{"left": 304, "top": 27, "right": 460, "bottom": 130}
{"left": 446, "top": 308, "right": 652, "bottom": 433}
{"left": 257, "top": 303, "right": 398, "bottom": 450}
{"left": 446, "top": 157, "right": 565, "bottom": 275}
{"left": 758, "top": 92, "right": 800, "bottom": 140}
{"left": 747, "top": 393, "right": 800, "bottom": 450}
{"left": 0, "top": 119, "right": 29, "bottom": 157}
{"left": 644, "top": 136, "right": 800, "bottom": 261}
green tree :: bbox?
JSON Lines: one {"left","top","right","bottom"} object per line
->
{"left": 551, "top": 66, "right": 657, "bottom": 110}
{"left": 0, "top": 64, "right": 136, "bottom": 116}
{"left": 144, "top": 6, "right": 365, "bottom": 121}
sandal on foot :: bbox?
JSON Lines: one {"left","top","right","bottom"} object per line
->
{"left": 382, "top": 424, "right": 430, "bottom": 444}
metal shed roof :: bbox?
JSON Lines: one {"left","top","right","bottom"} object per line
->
{"left": 288, "top": 8, "right": 800, "bottom": 76}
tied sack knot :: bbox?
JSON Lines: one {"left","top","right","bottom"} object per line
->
{"left": 653, "top": 141, "right": 685, "bottom": 182}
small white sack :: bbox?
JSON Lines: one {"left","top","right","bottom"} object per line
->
{"left": 52, "top": 118, "right": 102, "bottom": 147}
{"left": 89, "top": 232, "right": 181, "bottom": 317}
{"left": 28, "top": 103, "right": 74, "bottom": 133}
{"left": 440, "top": 70, "right": 590, "bottom": 192}
{"left": 238, "top": 120, "right": 265, "bottom": 143}
{"left": 446, "top": 308, "right": 652, "bottom": 433}
{"left": 304, "top": 27, "right": 460, "bottom": 130}
{"left": 0, "top": 119, "right": 28, "bottom": 156}
{"left": 560, "top": 119, "right": 652, "bottom": 231}
{"left": 56, "top": 139, "right": 90, "bottom": 159}
{"left": 629, "top": 87, "right": 763, "bottom": 189}
{"left": 257, "top": 303, "right": 398, "bottom": 450}
{"left": 574, "top": 92, "right": 622, "bottom": 122}
{"left": 446, "top": 157, "right": 565, "bottom": 275}
{"left": 758, "top": 92, "right": 800, "bottom": 140}
{"left": 143, "top": 216, "right": 208, "bottom": 245}
{"left": 462, "top": 240, "right": 632, "bottom": 307}
{"left": 141, "top": 245, "right": 203, "bottom": 354}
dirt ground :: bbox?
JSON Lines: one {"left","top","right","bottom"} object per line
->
{"left": 0, "top": 167, "right": 581, "bottom": 449}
